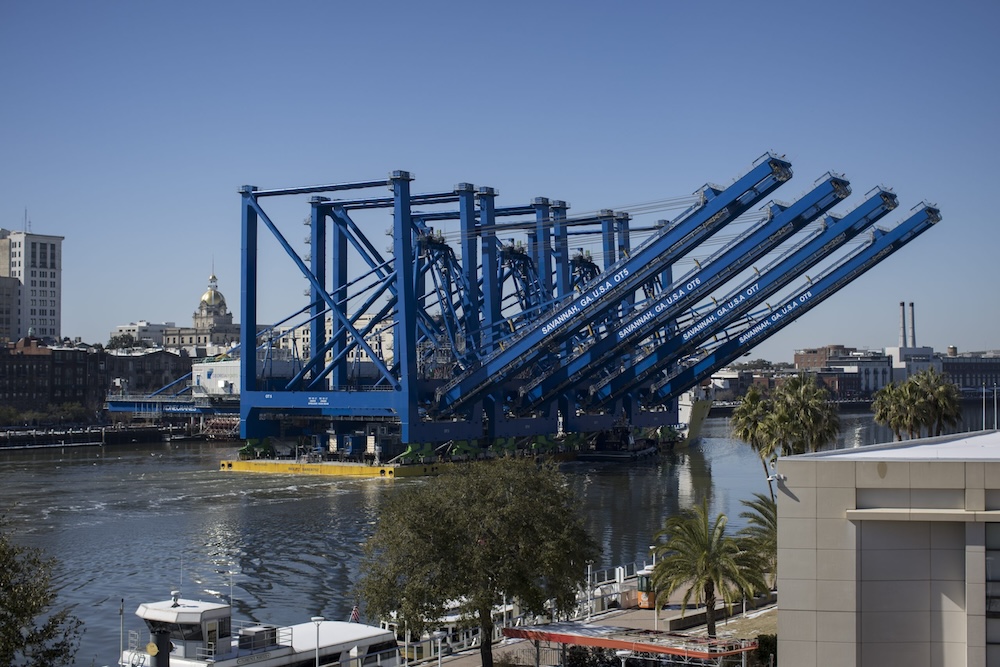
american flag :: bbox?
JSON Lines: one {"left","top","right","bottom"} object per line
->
{"left": 349, "top": 605, "right": 361, "bottom": 623}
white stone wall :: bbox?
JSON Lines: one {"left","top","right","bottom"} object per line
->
{"left": 777, "top": 456, "right": 996, "bottom": 667}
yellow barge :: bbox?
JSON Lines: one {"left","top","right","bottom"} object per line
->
{"left": 220, "top": 458, "right": 446, "bottom": 478}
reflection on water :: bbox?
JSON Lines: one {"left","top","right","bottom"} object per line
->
{"left": 4, "top": 407, "right": 973, "bottom": 665}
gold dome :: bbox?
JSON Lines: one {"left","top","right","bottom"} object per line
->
{"left": 200, "top": 274, "right": 227, "bottom": 309}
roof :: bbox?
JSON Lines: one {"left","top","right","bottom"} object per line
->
{"left": 503, "top": 622, "right": 754, "bottom": 660}
{"left": 289, "top": 620, "right": 391, "bottom": 653}
{"left": 791, "top": 429, "right": 1000, "bottom": 461}
{"left": 136, "top": 598, "right": 231, "bottom": 624}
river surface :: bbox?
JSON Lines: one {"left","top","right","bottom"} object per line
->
{"left": 0, "top": 407, "right": 987, "bottom": 666}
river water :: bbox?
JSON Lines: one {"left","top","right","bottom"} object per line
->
{"left": 0, "top": 407, "right": 987, "bottom": 666}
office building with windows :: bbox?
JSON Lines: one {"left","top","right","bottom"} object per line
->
{"left": 0, "top": 229, "right": 64, "bottom": 341}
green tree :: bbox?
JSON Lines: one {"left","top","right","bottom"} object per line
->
{"left": 652, "top": 501, "right": 765, "bottom": 638}
{"left": 730, "top": 386, "right": 778, "bottom": 501}
{"left": 739, "top": 493, "right": 777, "bottom": 590}
{"left": 913, "top": 369, "right": 962, "bottom": 436}
{"left": 872, "top": 382, "right": 905, "bottom": 441}
{"left": 0, "top": 518, "right": 83, "bottom": 667}
{"left": 872, "top": 370, "right": 961, "bottom": 440}
{"left": 356, "top": 458, "right": 599, "bottom": 667}
{"left": 106, "top": 333, "right": 138, "bottom": 349}
{"left": 770, "top": 375, "right": 840, "bottom": 454}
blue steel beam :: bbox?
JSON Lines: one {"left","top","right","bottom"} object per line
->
{"left": 434, "top": 153, "right": 793, "bottom": 415}
{"left": 586, "top": 187, "right": 899, "bottom": 407}
{"left": 644, "top": 203, "right": 941, "bottom": 405}
{"left": 458, "top": 184, "right": 481, "bottom": 360}
{"left": 240, "top": 175, "right": 433, "bottom": 440}
{"left": 391, "top": 172, "right": 420, "bottom": 442}
{"left": 515, "top": 174, "right": 850, "bottom": 412}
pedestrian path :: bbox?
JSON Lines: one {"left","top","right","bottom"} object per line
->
{"left": 427, "top": 602, "right": 775, "bottom": 666}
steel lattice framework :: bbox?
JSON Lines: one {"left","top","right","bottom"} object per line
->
{"left": 238, "top": 155, "right": 940, "bottom": 458}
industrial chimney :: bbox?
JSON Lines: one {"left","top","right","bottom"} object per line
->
{"left": 909, "top": 302, "right": 917, "bottom": 347}
{"left": 899, "top": 301, "right": 907, "bottom": 348}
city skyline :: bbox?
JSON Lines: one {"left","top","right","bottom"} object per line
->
{"left": 2, "top": 1, "right": 997, "bottom": 362}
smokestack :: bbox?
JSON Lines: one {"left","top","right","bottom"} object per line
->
{"left": 909, "top": 302, "right": 916, "bottom": 347}
{"left": 899, "top": 301, "right": 907, "bottom": 348}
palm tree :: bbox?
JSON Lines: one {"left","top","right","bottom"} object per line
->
{"left": 730, "top": 385, "right": 778, "bottom": 500}
{"left": 874, "top": 370, "right": 962, "bottom": 440}
{"left": 652, "top": 501, "right": 765, "bottom": 637}
{"left": 911, "top": 368, "right": 962, "bottom": 436}
{"left": 739, "top": 493, "right": 777, "bottom": 590}
{"left": 771, "top": 374, "right": 840, "bottom": 453}
{"left": 872, "top": 382, "right": 905, "bottom": 440}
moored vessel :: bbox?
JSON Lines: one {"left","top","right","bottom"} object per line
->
{"left": 121, "top": 591, "right": 399, "bottom": 667}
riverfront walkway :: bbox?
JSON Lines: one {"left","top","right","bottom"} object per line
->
{"left": 432, "top": 601, "right": 776, "bottom": 666}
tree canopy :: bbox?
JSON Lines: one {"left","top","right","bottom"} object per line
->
{"left": 356, "top": 457, "right": 599, "bottom": 667}
{"left": 872, "top": 368, "right": 962, "bottom": 440}
{"left": 730, "top": 385, "right": 777, "bottom": 500}
{"left": 730, "top": 375, "right": 840, "bottom": 496}
{"left": 0, "top": 518, "right": 83, "bottom": 667}
{"left": 106, "top": 333, "right": 139, "bottom": 349}
{"left": 738, "top": 493, "right": 777, "bottom": 590}
{"left": 770, "top": 375, "right": 840, "bottom": 454}
{"left": 651, "top": 501, "right": 765, "bottom": 638}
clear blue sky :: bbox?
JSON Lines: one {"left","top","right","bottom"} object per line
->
{"left": 2, "top": 0, "right": 997, "bottom": 362}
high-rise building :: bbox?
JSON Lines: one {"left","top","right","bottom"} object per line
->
{"left": 0, "top": 229, "right": 64, "bottom": 341}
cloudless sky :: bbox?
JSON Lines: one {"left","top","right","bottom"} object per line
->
{"left": 2, "top": 0, "right": 998, "bottom": 362}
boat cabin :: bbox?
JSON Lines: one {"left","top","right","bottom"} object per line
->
{"left": 127, "top": 591, "right": 400, "bottom": 667}
{"left": 135, "top": 591, "right": 235, "bottom": 660}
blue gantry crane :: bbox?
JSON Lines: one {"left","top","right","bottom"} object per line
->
{"left": 236, "top": 155, "right": 939, "bottom": 457}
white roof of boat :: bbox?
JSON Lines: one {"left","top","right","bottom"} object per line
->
{"left": 289, "top": 620, "right": 392, "bottom": 653}
{"left": 789, "top": 429, "right": 1000, "bottom": 461}
{"left": 137, "top": 598, "right": 231, "bottom": 624}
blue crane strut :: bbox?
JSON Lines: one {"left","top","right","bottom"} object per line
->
{"left": 640, "top": 203, "right": 941, "bottom": 410}
{"left": 584, "top": 187, "right": 900, "bottom": 408}
{"left": 514, "top": 173, "right": 851, "bottom": 413}
{"left": 434, "top": 153, "right": 793, "bottom": 415}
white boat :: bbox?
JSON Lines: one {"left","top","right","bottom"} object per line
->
{"left": 121, "top": 591, "right": 399, "bottom": 667}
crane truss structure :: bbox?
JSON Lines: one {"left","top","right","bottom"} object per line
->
{"left": 238, "top": 154, "right": 940, "bottom": 457}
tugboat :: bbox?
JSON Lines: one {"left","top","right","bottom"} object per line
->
{"left": 121, "top": 591, "right": 399, "bottom": 667}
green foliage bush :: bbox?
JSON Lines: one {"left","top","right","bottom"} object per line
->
{"left": 751, "top": 633, "right": 777, "bottom": 666}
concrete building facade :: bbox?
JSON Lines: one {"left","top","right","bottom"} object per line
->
{"left": 0, "top": 338, "right": 107, "bottom": 411}
{"left": 276, "top": 312, "right": 394, "bottom": 383}
{"left": 0, "top": 229, "right": 64, "bottom": 340}
{"left": 110, "top": 320, "right": 176, "bottom": 347}
{"left": 0, "top": 275, "right": 19, "bottom": 343}
{"left": 777, "top": 431, "right": 1000, "bottom": 666}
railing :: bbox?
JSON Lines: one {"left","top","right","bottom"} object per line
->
{"left": 399, "top": 560, "right": 653, "bottom": 664}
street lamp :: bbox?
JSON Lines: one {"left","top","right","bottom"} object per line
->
{"left": 587, "top": 561, "right": 593, "bottom": 622}
{"left": 432, "top": 630, "right": 447, "bottom": 667}
{"left": 615, "top": 649, "right": 632, "bottom": 667}
{"left": 311, "top": 616, "right": 324, "bottom": 667}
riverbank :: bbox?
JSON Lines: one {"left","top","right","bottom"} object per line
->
{"left": 0, "top": 424, "right": 198, "bottom": 449}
